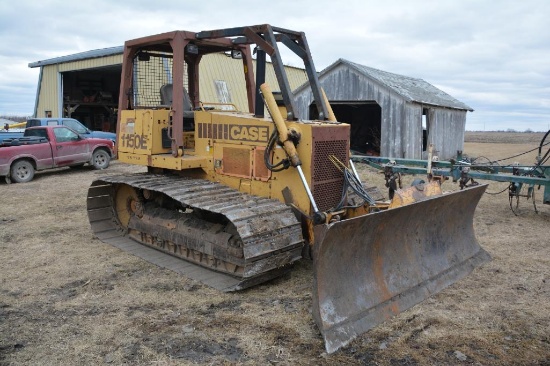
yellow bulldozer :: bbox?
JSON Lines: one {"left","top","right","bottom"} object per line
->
{"left": 87, "top": 24, "right": 490, "bottom": 353}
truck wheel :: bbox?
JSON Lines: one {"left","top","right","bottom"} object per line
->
{"left": 10, "top": 160, "right": 35, "bottom": 183}
{"left": 92, "top": 149, "right": 110, "bottom": 170}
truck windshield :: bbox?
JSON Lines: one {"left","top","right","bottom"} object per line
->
{"left": 63, "top": 119, "right": 88, "bottom": 134}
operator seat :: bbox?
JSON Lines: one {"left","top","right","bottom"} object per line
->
{"left": 160, "top": 83, "right": 195, "bottom": 131}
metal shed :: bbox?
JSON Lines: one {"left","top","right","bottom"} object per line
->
{"left": 29, "top": 47, "right": 307, "bottom": 132}
{"left": 294, "top": 59, "right": 473, "bottom": 160}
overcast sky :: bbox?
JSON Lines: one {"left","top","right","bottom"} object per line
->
{"left": 0, "top": 0, "right": 548, "bottom": 131}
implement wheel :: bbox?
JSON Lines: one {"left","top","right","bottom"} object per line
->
{"left": 509, "top": 182, "right": 537, "bottom": 215}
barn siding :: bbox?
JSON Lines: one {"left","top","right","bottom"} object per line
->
{"left": 294, "top": 64, "right": 425, "bottom": 159}
{"left": 402, "top": 103, "right": 423, "bottom": 159}
{"left": 294, "top": 61, "right": 468, "bottom": 160}
{"left": 428, "top": 108, "right": 465, "bottom": 159}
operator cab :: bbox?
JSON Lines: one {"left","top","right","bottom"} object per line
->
{"left": 160, "top": 83, "right": 195, "bottom": 131}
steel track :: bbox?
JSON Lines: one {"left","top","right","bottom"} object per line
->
{"left": 87, "top": 173, "right": 304, "bottom": 291}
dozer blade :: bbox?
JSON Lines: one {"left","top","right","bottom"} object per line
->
{"left": 312, "top": 184, "right": 490, "bottom": 353}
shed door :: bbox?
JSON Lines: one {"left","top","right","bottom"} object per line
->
{"left": 61, "top": 66, "right": 121, "bottom": 132}
{"left": 309, "top": 101, "right": 381, "bottom": 155}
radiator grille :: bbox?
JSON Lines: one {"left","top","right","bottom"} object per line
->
{"left": 312, "top": 180, "right": 343, "bottom": 213}
{"left": 313, "top": 140, "right": 348, "bottom": 181}
{"left": 311, "top": 126, "right": 349, "bottom": 212}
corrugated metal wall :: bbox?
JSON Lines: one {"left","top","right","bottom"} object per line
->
{"left": 294, "top": 63, "right": 466, "bottom": 160}
{"left": 36, "top": 53, "right": 307, "bottom": 118}
{"left": 57, "top": 55, "right": 123, "bottom": 73}
{"left": 199, "top": 53, "right": 254, "bottom": 111}
{"left": 200, "top": 53, "right": 307, "bottom": 112}
{"left": 35, "top": 54, "right": 123, "bottom": 118}
{"left": 36, "top": 65, "right": 60, "bottom": 118}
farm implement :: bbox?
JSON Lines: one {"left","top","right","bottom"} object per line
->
{"left": 353, "top": 130, "right": 550, "bottom": 215}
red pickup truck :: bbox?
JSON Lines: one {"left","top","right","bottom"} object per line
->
{"left": 0, "top": 125, "right": 115, "bottom": 183}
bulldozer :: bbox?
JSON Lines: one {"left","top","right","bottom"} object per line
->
{"left": 86, "top": 24, "right": 490, "bottom": 353}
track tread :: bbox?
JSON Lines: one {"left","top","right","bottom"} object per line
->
{"left": 87, "top": 173, "right": 303, "bottom": 291}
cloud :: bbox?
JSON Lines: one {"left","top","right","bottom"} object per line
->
{"left": 0, "top": 0, "right": 548, "bottom": 131}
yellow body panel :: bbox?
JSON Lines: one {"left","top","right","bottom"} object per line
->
{"left": 117, "top": 107, "right": 349, "bottom": 216}
{"left": 118, "top": 109, "right": 172, "bottom": 156}
{"left": 118, "top": 151, "right": 149, "bottom": 165}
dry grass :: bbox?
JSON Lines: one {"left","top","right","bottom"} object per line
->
{"left": 1, "top": 133, "right": 549, "bottom": 365}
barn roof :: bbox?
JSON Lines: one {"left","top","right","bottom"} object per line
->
{"left": 301, "top": 58, "right": 473, "bottom": 111}
{"left": 28, "top": 46, "right": 124, "bottom": 68}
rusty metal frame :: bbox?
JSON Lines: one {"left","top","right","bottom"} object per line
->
{"left": 118, "top": 25, "right": 330, "bottom": 156}
{"left": 196, "top": 24, "right": 330, "bottom": 121}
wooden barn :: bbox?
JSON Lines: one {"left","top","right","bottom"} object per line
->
{"left": 293, "top": 59, "right": 473, "bottom": 160}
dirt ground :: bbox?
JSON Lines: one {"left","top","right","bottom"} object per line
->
{"left": 1, "top": 132, "right": 549, "bottom": 365}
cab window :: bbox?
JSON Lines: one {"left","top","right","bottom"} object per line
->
{"left": 24, "top": 129, "right": 49, "bottom": 140}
